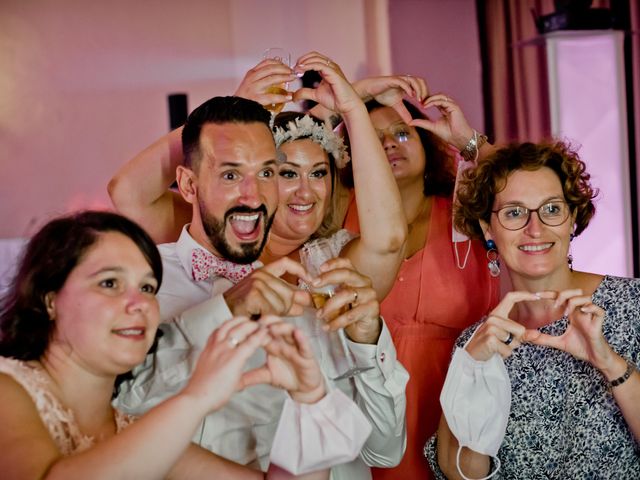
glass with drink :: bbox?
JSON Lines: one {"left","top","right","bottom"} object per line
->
{"left": 262, "top": 47, "right": 291, "bottom": 115}
{"left": 299, "top": 238, "right": 374, "bottom": 380}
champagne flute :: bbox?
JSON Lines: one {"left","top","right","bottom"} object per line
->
{"left": 262, "top": 47, "right": 291, "bottom": 115}
{"left": 299, "top": 238, "right": 374, "bottom": 380}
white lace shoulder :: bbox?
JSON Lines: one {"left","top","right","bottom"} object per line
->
{"left": 0, "top": 357, "right": 135, "bottom": 455}
{"left": 298, "top": 230, "right": 357, "bottom": 291}
{"left": 323, "top": 229, "right": 358, "bottom": 257}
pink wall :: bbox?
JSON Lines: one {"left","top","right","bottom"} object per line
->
{"left": 0, "top": 0, "right": 483, "bottom": 238}
{"left": 388, "top": 0, "right": 484, "bottom": 130}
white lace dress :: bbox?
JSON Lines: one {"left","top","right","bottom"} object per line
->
{"left": 299, "top": 230, "right": 357, "bottom": 287}
{"left": 0, "top": 356, "right": 135, "bottom": 455}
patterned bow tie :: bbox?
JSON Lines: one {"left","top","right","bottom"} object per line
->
{"left": 191, "top": 248, "right": 257, "bottom": 284}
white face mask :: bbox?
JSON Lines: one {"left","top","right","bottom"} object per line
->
{"left": 440, "top": 347, "right": 511, "bottom": 480}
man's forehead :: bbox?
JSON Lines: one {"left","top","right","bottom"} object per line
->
{"left": 199, "top": 122, "right": 276, "bottom": 167}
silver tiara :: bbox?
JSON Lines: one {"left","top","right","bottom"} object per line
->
{"left": 273, "top": 114, "right": 350, "bottom": 168}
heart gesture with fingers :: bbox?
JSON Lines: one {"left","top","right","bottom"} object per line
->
{"left": 182, "top": 316, "right": 271, "bottom": 414}
{"left": 243, "top": 315, "right": 326, "bottom": 404}
{"left": 352, "top": 74, "right": 430, "bottom": 125}
{"left": 409, "top": 94, "right": 476, "bottom": 151}
{"left": 465, "top": 290, "right": 556, "bottom": 362}
{"left": 524, "top": 289, "right": 613, "bottom": 370}
{"left": 292, "top": 51, "right": 363, "bottom": 117}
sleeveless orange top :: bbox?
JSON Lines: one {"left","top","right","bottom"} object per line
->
{"left": 344, "top": 194, "right": 499, "bottom": 479}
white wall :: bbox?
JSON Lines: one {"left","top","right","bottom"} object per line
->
{"left": 546, "top": 31, "right": 633, "bottom": 277}
{"left": 0, "top": 0, "right": 483, "bottom": 238}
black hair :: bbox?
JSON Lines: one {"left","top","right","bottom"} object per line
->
{"left": 182, "top": 95, "right": 272, "bottom": 171}
{"left": 340, "top": 99, "right": 456, "bottom": 198}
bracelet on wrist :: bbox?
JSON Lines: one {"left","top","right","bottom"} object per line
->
{"left": 610, "top": 361, "right": 635, "bottom": 388}
{"left": 460, "top": 130, "right": 488, "bottom": 162}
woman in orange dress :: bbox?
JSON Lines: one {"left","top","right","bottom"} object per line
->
{"left": 342, "top": 91, "right": 500, "bottom": 479}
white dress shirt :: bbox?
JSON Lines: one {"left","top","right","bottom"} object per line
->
{"left": 115, "top": 225, "right": 409, "bottom": 480}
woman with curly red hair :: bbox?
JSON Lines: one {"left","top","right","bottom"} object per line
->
{"left": 426, "top": 141, "right": 640, "bottom": 479}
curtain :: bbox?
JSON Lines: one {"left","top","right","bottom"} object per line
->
{"left": 477, "top": 0, "right": 614, "bottom": 143}
{"left": 478, "top": 0, "right": 639, "bottom": 272}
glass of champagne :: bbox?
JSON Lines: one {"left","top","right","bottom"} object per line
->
{"left": 262, "top": 47, "right": 291, "bottom": 115}
{"left": 299, "top": 238, "right": 374, "bottom": 380}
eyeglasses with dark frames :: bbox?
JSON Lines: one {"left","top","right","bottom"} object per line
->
{"left": 491, "top": 200, "right": 571, "bottom": 231}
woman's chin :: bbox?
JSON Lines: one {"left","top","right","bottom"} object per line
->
{"left": 291, "top": 220, "right": 322, "bottom": 237}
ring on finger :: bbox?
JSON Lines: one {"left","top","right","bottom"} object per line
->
{"left": 228, "top": 336, "right": 241, "bottom": 348}
{"left": 326, "top": 58, "right": 332, "bottom": 67}
{"left": 503, "top": 332, "right": 514, "bottom": 346}
{"left": 347, "top": 289, "right": 359, "bottom": 310}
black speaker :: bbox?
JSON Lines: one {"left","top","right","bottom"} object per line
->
{"left": 167, "top": 93, "right": 188, "bottom": 130}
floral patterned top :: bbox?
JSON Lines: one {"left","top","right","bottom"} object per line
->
{"left": 0, "top": 357, "right": 135, "bottom": 455}
{"left": 425, "top": 275, "right": 640, "bottom": 479}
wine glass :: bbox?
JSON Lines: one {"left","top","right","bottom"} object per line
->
{"left": 262, "top": 47, "right": 291, "bottom": 115}
{"left": 299, "top": 238, "right": 374, "bottom": 380}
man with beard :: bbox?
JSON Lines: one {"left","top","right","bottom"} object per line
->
{"left": 150, "top": 95, "right": 311, "bottom": 322}
{"left": 115, "top": 96, "right": 372, "bottom": 475}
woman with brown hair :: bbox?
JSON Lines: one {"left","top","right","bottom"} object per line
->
{"left": 427, "top": 141, "right": 639, "bottom": 479}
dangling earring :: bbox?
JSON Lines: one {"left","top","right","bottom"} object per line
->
{"left": 485, "top": 239, "right": 500, "bottom": 277}
{"left": 567, "top": 233, "right": 575, "bottom": 272}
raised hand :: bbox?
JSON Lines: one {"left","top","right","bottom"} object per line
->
{"left": 409, "top": 94, "right": 475, "bottom": 150}
{"left": 311, "top": 256, "right": 381, "bottom": 344}
{"left": 223, "top": 256, "right": 313, "bottom": 318}
{"left": 465, "top": 291, "right": 556, "bottom": 361}
{"left": 524, "top": 289, "right": 615, "bottom": 370}
{"left": 180, "top": 317, "right": 270, "bottom": 414}
{"left": 234, "top": 58, "right": 294, "bottom": 107}
{"left": 353, "top": 74, "right": 429, "bottom": 124}
{"left": 291, "top": 51, "right": 362, "bottom": 116}
{"left": 244, "top": 315, "right": 326, "bottom": 404}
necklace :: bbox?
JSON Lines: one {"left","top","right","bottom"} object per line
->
{"left": 404, "top": 197, "right": 432, "bottom": 260}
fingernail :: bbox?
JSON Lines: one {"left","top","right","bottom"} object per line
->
{"left": 534, "top": 292, "right": 542, "bottom": 299}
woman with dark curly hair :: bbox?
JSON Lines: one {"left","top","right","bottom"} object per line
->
{"left": 425, "top": 141, "right": 640, "bottom": 479}
{"left": 338, "top": 80, "right": 500, "bottom": 479}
